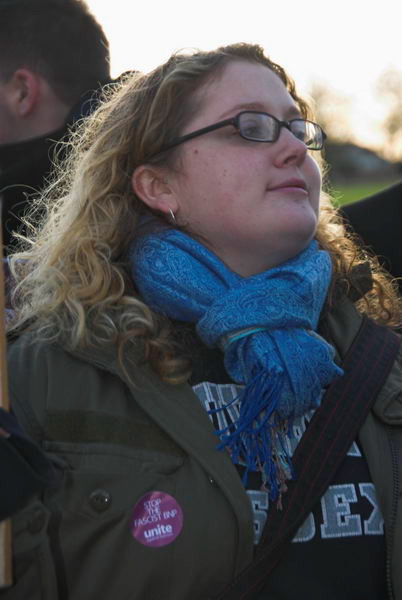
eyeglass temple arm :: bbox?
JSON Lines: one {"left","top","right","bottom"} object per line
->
{"left": 159, "top": 117, "right": 236, "bottom": 153}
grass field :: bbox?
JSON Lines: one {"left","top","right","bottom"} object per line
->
{"left": 329, "top": 179, "right": 400, "bottom": 207}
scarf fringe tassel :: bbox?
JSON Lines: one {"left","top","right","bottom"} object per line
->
{"left": 216, "top": 366, "right": 293, "bottom": 502}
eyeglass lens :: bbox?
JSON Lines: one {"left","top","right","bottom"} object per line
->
{"left": 290, "top": 120, "right": 322, "bottom": 148}
{"left": 238, "top": 112, "right": 322, "bottom": 149}
{"left": 238, "top": 113, "right": 276, "bottom": 142}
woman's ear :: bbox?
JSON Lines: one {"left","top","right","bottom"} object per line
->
{"left": 131, "top": 165, "right": 178, "bottom": 215}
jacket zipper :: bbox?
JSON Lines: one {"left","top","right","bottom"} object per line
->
{"left": 386, "top": 428, "right": 400, "bottom": 600}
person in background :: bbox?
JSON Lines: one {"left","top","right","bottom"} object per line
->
{"left": 0, "top": 0, "right": 110, "bottom": 253}
{"left": 341, "top": 180, "right": 402, "bottom": 293}
{"left": 0, "top": 0, "right": 109, "bottom": 523}
{"left": 4, "top": 43, "right": 402, "bottom": 599}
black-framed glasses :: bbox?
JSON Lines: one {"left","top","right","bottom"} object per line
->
{"left": 155, "top": 110, "right": 326, "bottom": 156}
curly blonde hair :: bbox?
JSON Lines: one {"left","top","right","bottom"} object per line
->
{"left": 8, "top": 43, "right": 401, "bottom": 383}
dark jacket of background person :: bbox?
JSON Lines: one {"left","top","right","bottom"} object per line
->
{"left": 4, "top": 295, "right": 402, "bottom": 600}
{"left": 0, "top": 88, "right": 109, "bottom": 251}
{"left": 0, "top": 0, "right": 110, "bottom": 253}
{"left": 341, "top": 181, "right": 402, "bottom": 293}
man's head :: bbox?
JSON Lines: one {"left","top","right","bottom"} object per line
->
{"left": 0, "top": 0, "right": 110, "bottom": 143}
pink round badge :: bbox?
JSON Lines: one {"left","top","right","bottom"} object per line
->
{"left": 130, "top": 491, "right": 183, "bottom": 547}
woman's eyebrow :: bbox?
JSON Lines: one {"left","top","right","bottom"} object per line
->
{"left": 217, "top": 102, "right": 267, "bottom": 120}
{"left": 218, "top": 102, "right": 302, "bottom": 121}
{"left": 285, "top": 107, "right": 303, "bottom": 119}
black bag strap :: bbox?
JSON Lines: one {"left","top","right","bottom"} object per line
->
{"left": 214, "top": 317, "right": 401, "bottom": 600}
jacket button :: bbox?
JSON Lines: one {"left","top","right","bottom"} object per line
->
{"left": 27, "top": 508, "right": 46, "bottom": 534}
{"left": 208, "top": 475, "right": 216, "bottom": 486}
{"left": 89, "top": 489, "right": 112, "bottom": 512}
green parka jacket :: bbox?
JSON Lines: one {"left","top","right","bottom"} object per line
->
{"left": 3, "top": 296, "right": 402, "bottom": 600}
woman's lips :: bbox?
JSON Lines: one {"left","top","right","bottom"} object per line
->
{"left": 267, "top": 178, "right": 307, "bottom": 193}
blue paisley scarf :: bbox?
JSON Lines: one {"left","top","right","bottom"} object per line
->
{"left": 129, "top": 229, "right": 343, "bottom": 502}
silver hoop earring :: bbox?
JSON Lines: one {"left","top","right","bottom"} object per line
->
{"left": 169, "top": 208, "right": 177, "bottom": 224}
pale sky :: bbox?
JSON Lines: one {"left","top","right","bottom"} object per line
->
{"left": 86, "top": 0, "right": 402, "bottom": 156}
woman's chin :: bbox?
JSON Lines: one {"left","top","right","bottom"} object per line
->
{"left": 269, "top": 228, "right": 317, "bottom": 269}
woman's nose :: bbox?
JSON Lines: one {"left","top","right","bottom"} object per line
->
{"left": 272, "top": 126, "right": 308, "bottom": 167}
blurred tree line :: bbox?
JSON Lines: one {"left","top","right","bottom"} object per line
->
{"left": 308, "top": 68, "right": 402, "bottom": 185}
{"left": 376, "top": 68, "right": 402, "bottom": 161}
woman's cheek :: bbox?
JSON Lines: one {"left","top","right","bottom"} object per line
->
{"left": 306, "top": 157, "right": 322, "bottom": 215}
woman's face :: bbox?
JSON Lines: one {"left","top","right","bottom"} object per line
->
{"left": 166, "top": 60, "right": 321, "bottom": 276}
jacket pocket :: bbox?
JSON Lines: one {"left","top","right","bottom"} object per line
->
{"left": 40, "top": 442, "right": 185, "bottom": 600}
